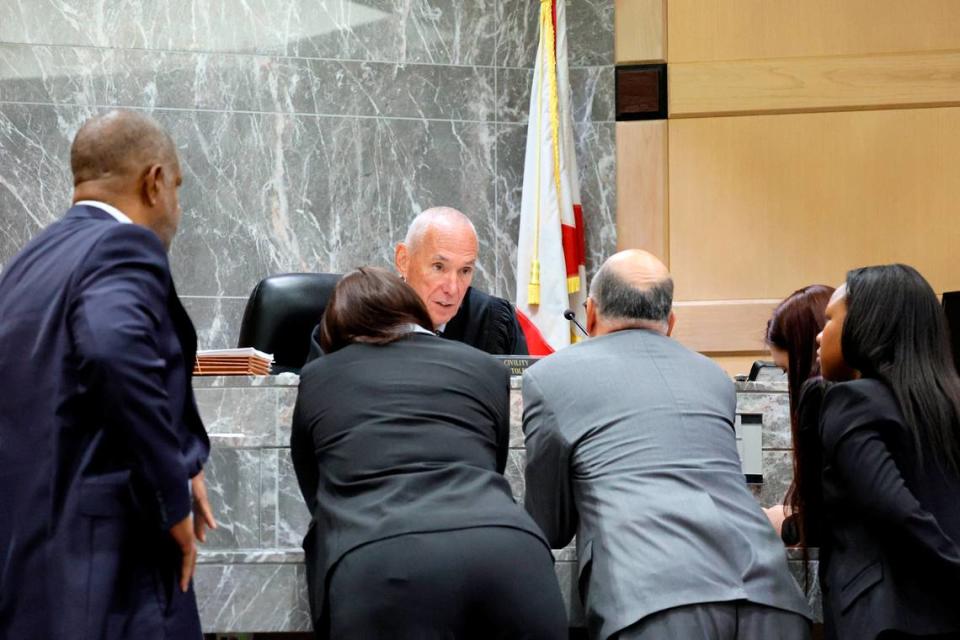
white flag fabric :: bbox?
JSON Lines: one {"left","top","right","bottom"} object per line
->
{"left": 515, "top": 0, "right": 586, "bottom": 353}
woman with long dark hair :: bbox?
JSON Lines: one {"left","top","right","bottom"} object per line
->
{"left": 763, "top": 285, "right": 834, "bottom": 544}
{"left": 813, "top": 264, "right": 960, "bottom": 639}
{"left": 290, "top": 267, "right": 566, "bottom": 639}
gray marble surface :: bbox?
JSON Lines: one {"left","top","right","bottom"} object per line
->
{"left": 0, "top": 1, "right": 617, "bottom": 351}
{"left": 194, "top": 374, "right": 819, "bottom": 632}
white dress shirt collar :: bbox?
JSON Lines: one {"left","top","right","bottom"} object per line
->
{"left": 75, "top": 200, "right": 133, "bottom": 224}
{"left": 401, "top": 323, "right": 437, "bottom": 336}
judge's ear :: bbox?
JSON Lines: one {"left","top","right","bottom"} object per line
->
{"left": 666, "top": 311, "right": 677, "bottom": 337}
{"left": 395, "top": 242, "right": 409, "bottom": 280}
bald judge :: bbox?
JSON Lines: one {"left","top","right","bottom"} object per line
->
{"left": 309, "top": 207, "right": 528, "bottom": 358}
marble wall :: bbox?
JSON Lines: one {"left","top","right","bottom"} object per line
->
{"left": 0, "top": 0, "right": 616, "bottom": 349}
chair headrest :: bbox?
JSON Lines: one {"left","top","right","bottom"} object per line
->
{"left": 237, "top": 273, "right": 341, "bottom": 371}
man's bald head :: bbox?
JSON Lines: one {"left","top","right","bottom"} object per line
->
{"left": 588, "top": 249, "right": 675, "bottom": 335}
{"left": 404, "top": 206, "right": 478, "bottom": 250}
{"left": 71, "top": 110, "right": 178, "bottom": 187}
{"left": 71, "top": 110, "right": 184, "bottom": 250}
{"left": 395, "top": 206, "right": 479, "bottom": 328}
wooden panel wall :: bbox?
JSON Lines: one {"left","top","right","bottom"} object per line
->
{"left": 670, "top": 51, "right": 960, "bottom": 118}
{"left": 615, "top": 0, "right": 669, "bottom": 260}
{"left": 615, "top": 0, "right": 666, "bottom": 63}
{"left": 614, "top": 0, "right": 960, "bottom": 368}
{"left": 615, "top": 121, "right": 668, "bottom": 260}
{"left": 667, "top": 0, "right": 960, "bottom": 63}
{"left": 669, "top": 107, "right": 960, "bottom": 301}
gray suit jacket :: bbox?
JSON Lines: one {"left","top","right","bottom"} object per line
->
{"left": 522, "top": 329, "right": 810, "bottom": 639}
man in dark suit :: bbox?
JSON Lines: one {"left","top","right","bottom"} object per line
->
{"left": 523, "top": 250, "right": 811, "bottom": 640}
{"left": 0, "top": 110, "right": 215, "bottom": 640}
{"left": 307, "top": 207, "right": 527, "bottom": 360}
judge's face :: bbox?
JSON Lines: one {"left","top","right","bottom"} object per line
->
{"left": 396, "top": 225, "right": 478, "bottom": 328}
{"left": 817, "top": 285, "right": 856, "bottom": 381}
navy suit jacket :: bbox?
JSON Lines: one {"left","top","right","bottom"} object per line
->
{"left": 0, "top": 205, "right": 209, "bottom": 640}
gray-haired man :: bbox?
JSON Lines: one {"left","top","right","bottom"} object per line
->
{"left": 522, "top": 249, "right": 811, "bottom": 639}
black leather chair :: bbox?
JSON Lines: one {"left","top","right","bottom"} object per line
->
{"left": 237, "top": 273, "right": 341, "bottom": 372}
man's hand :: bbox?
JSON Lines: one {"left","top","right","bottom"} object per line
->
{"left": 169, "top": 515, "right": 197, "bottom": 593}
{"left": 191, "top": 470, "right": 217, "bottom": 543}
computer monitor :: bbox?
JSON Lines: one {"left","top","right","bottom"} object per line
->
{"left": 942, "top": 291, "right": 960, "bottom": 375}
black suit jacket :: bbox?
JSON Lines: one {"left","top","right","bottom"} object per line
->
{"left": 306, "top": 286, "right": 528, "bottom": 362}
{"left": 818, "top": 379, "right": 960, "bottom": 640}
{"left": 0, "top": 205, "right": 209, "bottom": 640}
{"left": 290, "top": 333, "right": 546, "bottom": 633}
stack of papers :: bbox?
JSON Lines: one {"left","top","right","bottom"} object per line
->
{"left": 193, "top": 348, "right": 274, "bottom": 376}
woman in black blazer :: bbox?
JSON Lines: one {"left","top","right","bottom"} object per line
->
{"left": 812, "top": 264, "right": 960, "bottom": 639}
{"left": 290, "top": 267, "right": 566, "bottom": 640}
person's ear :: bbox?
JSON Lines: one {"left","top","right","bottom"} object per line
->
{"left": 666, "top": 311, "right": 677, "bottom": 336}
{"left": 585, "top": 298, "right": 598, "bottom": 336}
{"left": 395, "top": 242, "right": 409, "bottom": 280}
{"left": 142, "top": 164, "right": 163, "bottom": 207}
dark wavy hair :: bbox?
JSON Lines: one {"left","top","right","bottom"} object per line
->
{"left": 843, "top": 264, "right": 960, "bottom": 473}
{"left": 766, "top": 285, "right": 835, "bottom": 422}
{"left": 765, "top": 286, "right": 833, "bottom": 563}
{"left": 320, "top": 266, "right": 433, "bottom": 354}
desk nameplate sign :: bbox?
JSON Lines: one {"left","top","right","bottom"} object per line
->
{"left": 495, "top": 356, "right": 542, "bottom": 377}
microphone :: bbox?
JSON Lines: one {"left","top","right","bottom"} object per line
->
{"left": 563, "top": 309, "right": 588, "bottom": 337}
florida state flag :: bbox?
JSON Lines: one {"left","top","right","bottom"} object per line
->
{"left": 515, "top": 0, "right": 586, "bottom": 354}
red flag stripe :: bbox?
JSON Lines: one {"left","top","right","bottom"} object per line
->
{"left": 551, "top": 0, "right": 558, "bottom": 54}
{"left": 561, "top": 223, "right": 580, "bottom": 278}
{"left": 516, "top": 308, "right": 555, "bottom": 356}
{"left": 573, "top": 203, "right": 586, "bottom": 268}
